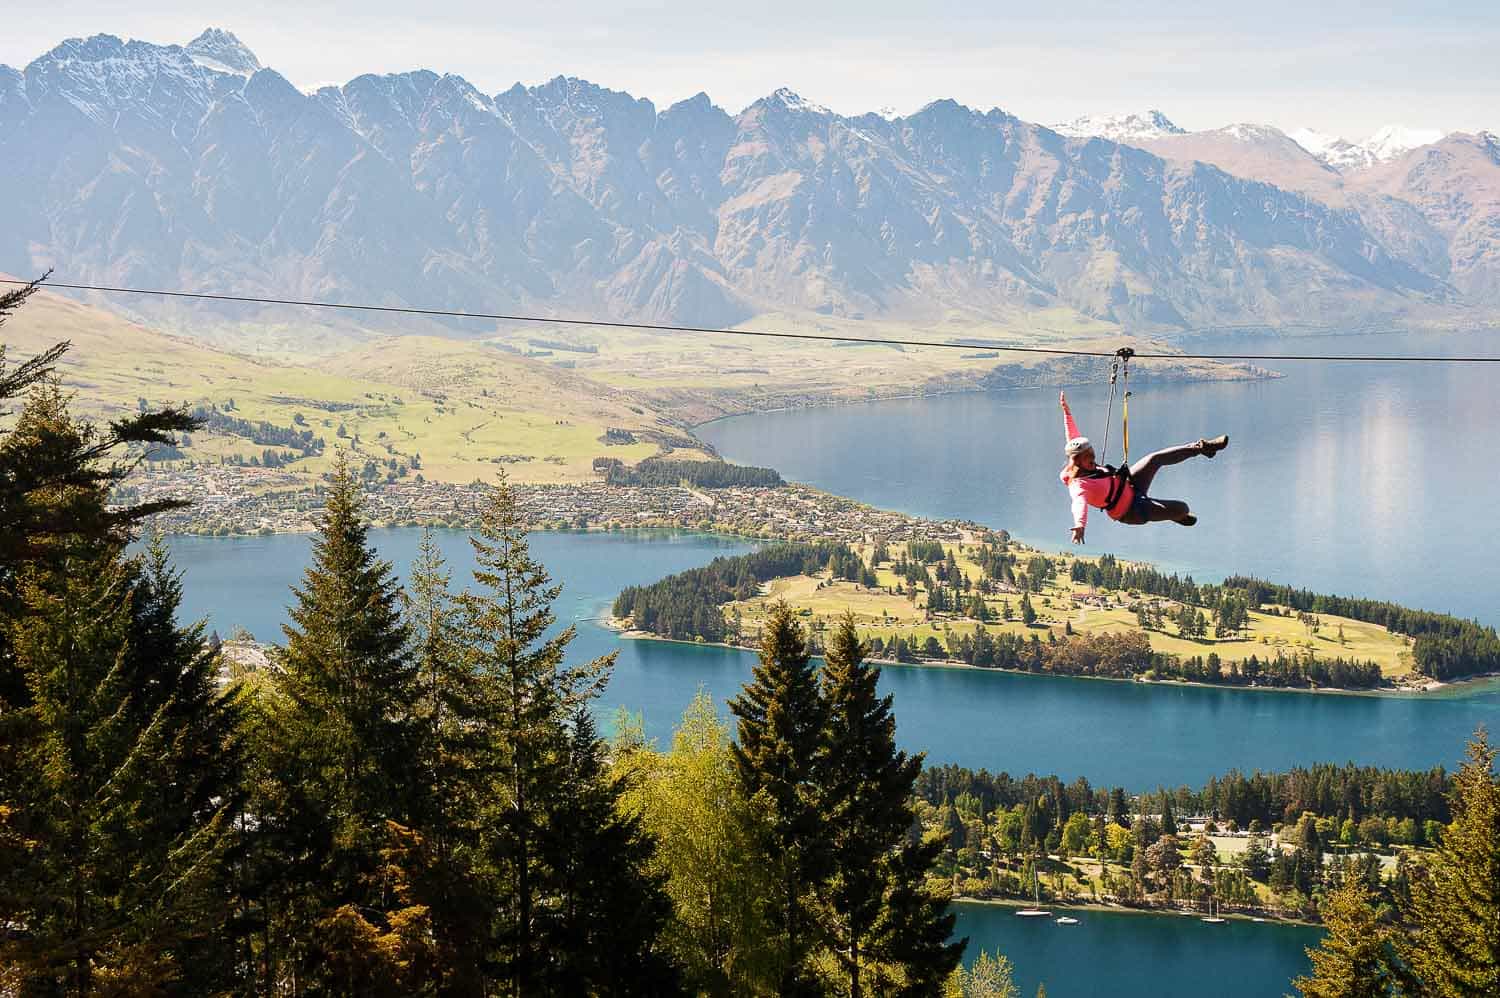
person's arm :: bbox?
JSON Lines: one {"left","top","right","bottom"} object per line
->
{"left": 1068, "top": 477, "right": 1088, "bottom": 543}
{"left": 1061, "top": 390, "right": 1082, "bottom": 443}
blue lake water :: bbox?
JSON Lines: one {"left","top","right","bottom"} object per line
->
{"left": 167, "top": 528, "right": 1500, "bottom": 790}
{"left": 952, "top": 902, "right": 1322, "bottom": 998}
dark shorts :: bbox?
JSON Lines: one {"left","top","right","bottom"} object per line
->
{"left": 1117, "top": 492, "right": 1164, "bottom": 525}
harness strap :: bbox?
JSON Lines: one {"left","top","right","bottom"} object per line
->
{"left": 1101, "top": 466, "right": 1133, "bottom": 516}
{"left": 1100, "top": 358, "right": 1119, "bottom": 463}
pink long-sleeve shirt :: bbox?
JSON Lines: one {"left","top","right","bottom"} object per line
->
{"left": 1059, "top": 399, "right": 1132, "bottom": 529}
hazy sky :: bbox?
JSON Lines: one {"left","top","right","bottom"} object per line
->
{"left": 4, "top": 1, "right": 1496, "bottom": 138}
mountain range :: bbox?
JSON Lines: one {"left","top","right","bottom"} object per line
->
{"left": 1, "top": 29, "right": 1497, "bottom": 346}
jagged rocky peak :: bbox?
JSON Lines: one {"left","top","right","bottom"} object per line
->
{"left": 764, "top": 87, "right": 832, "bottom": 115}
{"left": 33, "top": 33, "right": 130, "bottom": 64}
{"left": 184, "top": 28, "right": 261, "bottom": 76}
{"left": 1052, "top": 109, "right": 1185, "bottom": 142}
{"left": 527, "top": 74, "right": 654, "bottom": 116}
{"left": 665, "top": 91, "right": 718, "bottom": 115}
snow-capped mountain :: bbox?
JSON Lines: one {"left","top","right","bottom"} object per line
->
{"left": 1288, "top": 127, "right": 1373, "bottom": 171}
{"left": 2, "top": 29, "right": 1495, "bottom": 344}
{"left": 1050, "top": 109, "right": 1184, "bottom": 143}
{"left": 1365, "top": 125, "right": 1446, "bottom": 162}
{"left": 1140, "top": 123, "right": 1347, "bottom": 201}
{"left": 183, "top": 28, "right": 260, "bottom": 76}
{"left": 1291, "top": 124, "right": 1448, "bottom": 171}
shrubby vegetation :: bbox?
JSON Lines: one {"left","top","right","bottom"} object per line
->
{"left": 604, "top": 456, "right": 785, "bottom": 489}
{"left": 923, "top": 627, "right": 1386, "bottom": 689}
{"left": 193, "top": 404, "right": 326, "bottom": 456}
{"left": 613, "top": 542, "right": 871, "bottom": 641}
{"left": 1294, "top": 735, "right": 1500, "bottom": 996}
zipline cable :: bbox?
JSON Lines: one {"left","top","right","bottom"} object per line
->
{"left": 5, "top": 277, "right": 1500, "bottom": 365}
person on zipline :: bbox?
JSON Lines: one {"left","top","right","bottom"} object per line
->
{"left": 1059, "top": 390, "right": 1228, "bottom": 544}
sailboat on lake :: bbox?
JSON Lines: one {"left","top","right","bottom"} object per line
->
{"left": 1016, "top": 863, "right": 1052, "bottom": 918}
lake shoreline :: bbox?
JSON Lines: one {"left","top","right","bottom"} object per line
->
{"left": 605, "top": 618, "right": 1481, "bottom": 699}
{"left": 951, "top": 895, "right": 1321, "bottom": 929}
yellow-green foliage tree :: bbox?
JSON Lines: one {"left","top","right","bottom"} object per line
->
{"left": 1293, "top": 877, "right": 1405, "bottom": 998}
{"left": 946, "top": 950, "right": 1019, "bottom": 998}
{"left": 618, "top": 691, "right": 779, "bottom": 994}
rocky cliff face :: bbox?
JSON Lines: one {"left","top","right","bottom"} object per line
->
{"left": 0, "top": 30, "right": 1484, "bottom": 346}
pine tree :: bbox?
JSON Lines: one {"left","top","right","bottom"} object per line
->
{"left": 2, "top": 290, "right": 197, "bottom": 699}
{"left": 265, "top": 453, "right": 422, "bottom": 986}
{"left": 457, "top": 472, "right": 656, "bottom": 994}
{"left": 1293, "top": 877, "right": 1406, "bottom": 997}
{"left": 544, "top": 709, "right": 681, "bottom": 993}
{"left": 282, "top": 453, "right": 419, "bottom": 818}
{"left": 406, "top": 528, "right": 471, "bottom": 836}
{"left": 730, "top": 601, "right": 827, "bottom": 995}
{"left": 1404, "top": 730, "right": 1500, "bottom": 996}
{"left": 818, "top": 614, "right": 963, "bottom": 995}
{"left": 871, "top": 838, "right": 968, "bottom": 997}
{"left": 0, "top": 384, "right": 243, "bottom": 991}
{"left": 401, "top": 528, "right": 493, "bottom": 988}
{"left": 1020, "top": 592, "right": 1037, "bottom": 626}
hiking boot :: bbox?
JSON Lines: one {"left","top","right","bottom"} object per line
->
{"left": 1179, "top": 514, "right": 1198, "bottom": 527}
{"left": 1198, "top": 435, "right": 1229, "bottom": 458}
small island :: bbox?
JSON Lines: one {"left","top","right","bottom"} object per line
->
{"left": 613, "top": 538, "right": 1500, "bottom": 692}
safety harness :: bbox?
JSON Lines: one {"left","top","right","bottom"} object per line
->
{"left": 1078, "top": 464, "right": 1136, "bottom": 520}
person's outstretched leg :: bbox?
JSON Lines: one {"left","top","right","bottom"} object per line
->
{"left": 1121, "top": 497, "right": 1195, "bottom": 526}
{"left": 1127, "top": 436, "right": 1228, "bottom": 493}
{"left": 1154, "top": 499, "right": 1195, "bottom": 526}
{"left": 1128, "top": 444, "right": 1200, "bottom": 494}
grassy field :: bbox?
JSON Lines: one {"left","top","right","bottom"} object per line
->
{"left": 2, "top": 291, "right": 696, "bottom": 484}
{"left": 730, "top": 543, "right": 1416, "bottom": 679}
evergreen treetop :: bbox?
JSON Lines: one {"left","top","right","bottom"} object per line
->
{"left": 1405, "top": 730, "right": 1500, "bottom": 997}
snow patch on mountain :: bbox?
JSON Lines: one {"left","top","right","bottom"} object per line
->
{"left": 1292, "top": 124, "right": 1447, "bottom": 171}
{"left": 183, "top": 28, "right": 260, "bottom": 76}
{"left": 1289, "top": 127, "right": 1341, "bottom": 157}
{"left": 1215, "top": 122, "right": 1288, "bottom": 143}
{"left": 770, "top": 87, "right": 831, "bottom": 116}
{"left": 1364, "top": 125, "right": 1445, "bottom": 162}
{"left": 1289, "top": 128, "right": 1371, "bottom": 170}
{"left": 1051, "top": 110, "right": 1184, "bottom": 143}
